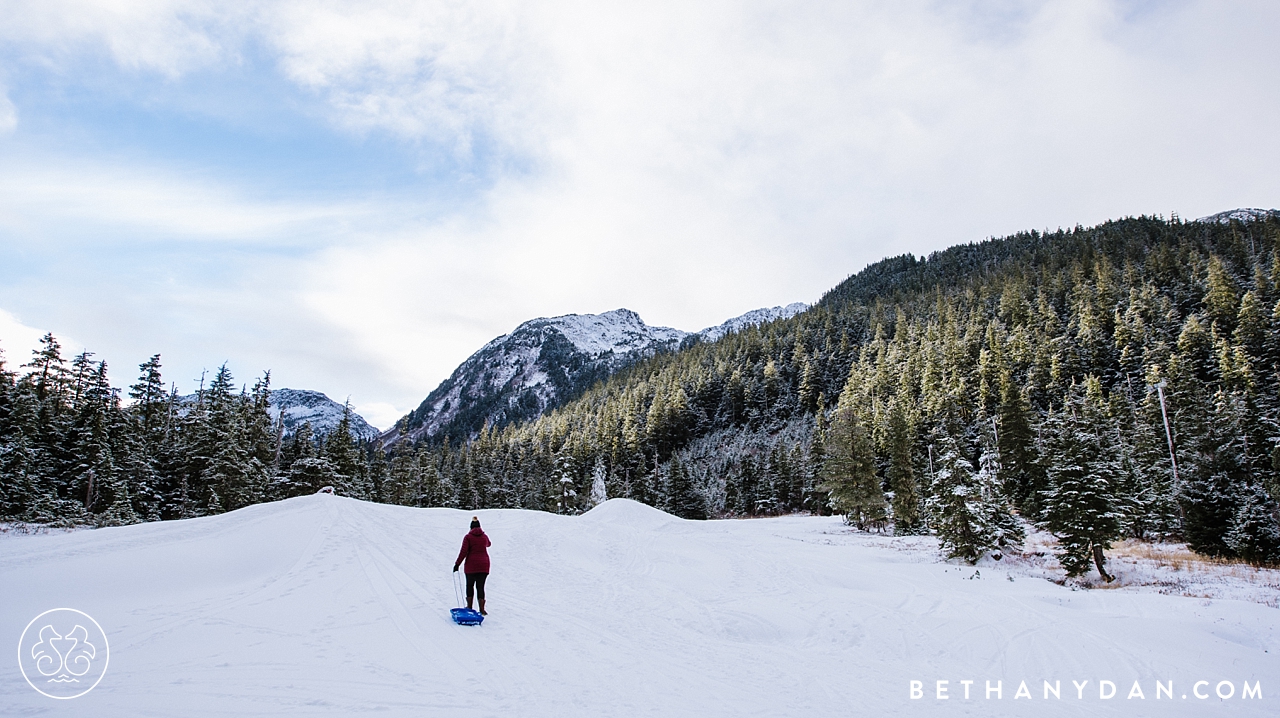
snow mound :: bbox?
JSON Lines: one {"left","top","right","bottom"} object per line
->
{"left": 579, "top": 498, "right": 676, "bottom": 528}
{"left": 3, "top": 497, "right": 1276, "bottom": 716}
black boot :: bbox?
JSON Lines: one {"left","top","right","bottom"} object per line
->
{"left": 479, "top": 598, "right": 487, "bottom": 616}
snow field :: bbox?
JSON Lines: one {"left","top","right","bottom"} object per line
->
{"left": 1, "top": 495, "right": 1276, "bottom": 717}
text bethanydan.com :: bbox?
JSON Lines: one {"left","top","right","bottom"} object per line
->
{"left": 910, "top": 679, "right": 1261, "bottom": 701}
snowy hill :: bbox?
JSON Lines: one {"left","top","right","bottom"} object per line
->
{"left": 1195, "top": 208, "right": 1279, "bottom": 224}
{"left": 2, "top": 495, "right": 1273, "bottom": 716}
{"left": 384, "top": 304, "right": 809, "bottom": 447}
{"left": 268, "top": 388, "right": 380, "bottom": 440}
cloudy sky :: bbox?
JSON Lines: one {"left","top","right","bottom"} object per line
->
{"left": 1, "top": 0, "right": 1278, "bottom": 429}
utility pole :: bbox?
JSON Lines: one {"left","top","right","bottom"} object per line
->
{"left": 1152, "top": 379, "right": 1180, "bottom": 492}
{"left": 991, "top": 416, "right": 1002, "bottom": 472}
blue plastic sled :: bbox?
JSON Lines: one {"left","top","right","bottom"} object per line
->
{"left": 451, "top": 608, "right": 484, "bottom": 626}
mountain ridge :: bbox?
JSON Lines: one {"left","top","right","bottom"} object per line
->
{"left": 381, "top": 303, "right": 809, "bottom": 447}
{"left": 268, "top": 388, "right": 380, "bottom": 440}
{"left": 178, "top": 388, "right": 380, "bottom": 440}
{"left": 1195, "top": 207, "right": 1279, "bottom": 224}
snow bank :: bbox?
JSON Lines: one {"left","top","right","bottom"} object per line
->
{"left": 2, "top": 497, "right": 1275, "bottom": 717}
{"left": 579, "top": 498, "right": 676, "bottom": 529}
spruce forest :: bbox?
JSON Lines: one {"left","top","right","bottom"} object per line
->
{"left": 4, "top": 213, "right": 1280, "bottom": 576}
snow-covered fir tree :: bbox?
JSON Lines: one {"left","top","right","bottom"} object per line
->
{"left": 926, "top": 423, "right": 1024, "bottom": 564}
{"left": 1038, "top": 380, "right": 1124, "bottom": 580}
{"left": 1225, "top": 484, "right": 1280, "bottom": 565}
{"left": 664, "top": 454, "right": 706, "bottom": 520}
{"left": 996, "top": 376, "right": 1042, "bottom": 514}
{"left": 886, "top": 399, "right": 923, "bottom": 535}
{"left": 588, "top": 456, "right": 608, "bottom": 508}
{"left": 820, "top": 403, "right": 887, "bottom": 531}
{"left": 553, "top": 451, "right": 578, "bottom": 514}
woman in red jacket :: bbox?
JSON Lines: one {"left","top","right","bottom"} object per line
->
{"left": 453, "top": 516, "right": 492, "bottom": 615}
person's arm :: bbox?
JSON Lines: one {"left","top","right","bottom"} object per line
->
{"left": 485, "top": 535, "right": 492, "bottom": 548}
{"left": 454, "top": 535, "right": 470, "bottom": 571}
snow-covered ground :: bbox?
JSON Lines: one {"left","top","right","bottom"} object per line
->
{"left": 2, "top": 496, "right": 1274, "bottom": 716}
{"left": 847, "top": 526, "right": 1280, "bottom": 609}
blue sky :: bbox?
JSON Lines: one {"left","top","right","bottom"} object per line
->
{"left": 1, "top": 0, "right": 1279, "bottom": 429}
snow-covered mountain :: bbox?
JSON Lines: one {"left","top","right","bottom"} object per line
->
{"left": 176, "top": 388, "right": 380, "bottom": 440}
{"left": 269, "top": 389, "right": 380, "bottom": 441}
{"left": 382, "top": 309, "right": 687, "bottom": 447}
{"left": 695, "top": 302, "right": 809, "bottom": 342}
{"left": 382, "top": 303, "right": 809, "bottom": 447}
{"left": 1195, "top": 208, "right": 1279, "bottom": 224}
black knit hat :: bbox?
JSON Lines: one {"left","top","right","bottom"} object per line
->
{"left": 470, "top": 516, "right": 480, "bottom": 529}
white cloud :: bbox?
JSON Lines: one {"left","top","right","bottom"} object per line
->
{"left": 0, "top": 159, "right": 385, "bottom": 243}
{"left": 0, "top": 0, "right": 248, "bottom": 77}
{"left": 0, "top": 308, "right": 71, "bottom": 368}
{"left": 354, "top": 401, "right": 408, "bottom": 433}
{"left": 0, "top": 87, "right": 15, "bottom": 134}
{"left": 289, "top": 0, "right": 1280, "bottom": 400}
{"left": 265, "top": 0, "right": 541, "bottom": 153}
{"left": 2, "top": 0, "right": 1279, "bottom": 419}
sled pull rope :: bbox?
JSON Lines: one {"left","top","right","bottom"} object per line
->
{"left": 452, "top": 569, "right": 463, "bottom": 607}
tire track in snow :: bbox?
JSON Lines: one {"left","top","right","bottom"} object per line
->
{"left": 113, "top": 499, "right": 340, "bottom": 653}
{"left": 338, "top": 502, "right": 534, "bottom": 713}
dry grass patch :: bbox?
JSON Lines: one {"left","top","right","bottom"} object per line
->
{"left": 999, "top": 529, "right": 1280, "bottom": 607}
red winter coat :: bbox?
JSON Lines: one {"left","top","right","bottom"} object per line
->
{"left": 455, "top": 528, "right": 491, "bottom": 574}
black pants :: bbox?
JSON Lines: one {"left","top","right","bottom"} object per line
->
{"left": 466, "top": 572, "right": 488, "bottom": 601}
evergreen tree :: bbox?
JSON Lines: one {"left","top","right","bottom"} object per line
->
{"left": 588, "top": 456, "right": 608, "bottom": 507}
{"left": 926, "top": 425, "right": 1024, "bottom": 564}
{"left": 1178, "top": 390, "right": 1249, "bottom": 557}
{"left": 1225, "top": 484, "right": 1280, "bottom": 565}
{"left": 820, "top": 404, "right": 887, "bottom": 530}
{"left": 885, "top": 400, "right": 923, "bottom": 535}
{"left": 279, "top": 456, "right": 341, "bottom": 497}
{"left": 1039, "top": 381, "right": 1124, "bottom": 580}
{"left": 67, "top": 360, "right": 115, "bottom": 522}
{"left": 665, "top": 454, "right": 706, "bottom": 520}
{"left": 805, "top": 399, "right": 830, "bottom": 513}
{"left": 324, "top": 401, "right": 368, "bottom": 498}
{"left": 0, "top": 348, "right": 22, "bottom": 517}
{"left": 1203, "top": 256, "right": 1239, "bottom": 333}
{"left": 25, "top": 333, "right": 71, "bottom": 409}
{"left": 552, "top": 451, "right": 578, "bottom": 514}
{"left": 1118, "top": 370, "right": 1183, "bottom": 539}
{"left": 996, "top": 375, "right": 1042, "bottom": 513}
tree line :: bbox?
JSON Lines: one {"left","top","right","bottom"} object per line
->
{"left": 0, "top": 344, "right": 374, "bottom": 524}
{"left": 4, "top": 213, "right": 1280, "bottom": 579}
